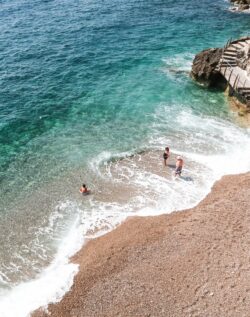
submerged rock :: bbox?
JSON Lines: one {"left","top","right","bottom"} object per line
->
{"left": 190, "top": 48, "right": 227, "bottom": 88}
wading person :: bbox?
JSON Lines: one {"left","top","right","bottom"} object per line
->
{"left": 175, "top": 156, "right": 183, "bottom": 177}
{"left": 163, "top": 147, "right": 170, "bottom": 166}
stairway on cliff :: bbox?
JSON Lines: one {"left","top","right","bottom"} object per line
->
{"left": 216, "top": 39, "right": 250, "bottom": 105}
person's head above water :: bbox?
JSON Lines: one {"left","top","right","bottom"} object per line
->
{"left": 165, "top": 147, "right": 169, "bottom": 151}
{"left": 177, "top": 156, "right": 182, "bottom": 160}
{"left": 82, "top": 184, "right": 86, "bottom": 188}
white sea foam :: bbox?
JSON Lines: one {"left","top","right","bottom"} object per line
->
{"left": 89, "top": 149, "right": 136, "bottom": 178}
{"left": 0, "top": 200, "right": 132, "bottom": 317}
{"left": 1, "top": 108, "right": 250, "bottom": 317}
{"left": 0, "top": 216, "right": 81, "bottom": 317}
{"left": 161, "top": 53, "right": 194, "bottom": 77}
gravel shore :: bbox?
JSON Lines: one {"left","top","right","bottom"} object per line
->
{"left": 33, "top": 172, "right": 250, "bottom": 317}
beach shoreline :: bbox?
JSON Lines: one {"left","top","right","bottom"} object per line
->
{"left": 33, "top": 172, "right": 250, "bottom": 317}
{"left": 1, "top": 1, "right": 250, "bottom": 316}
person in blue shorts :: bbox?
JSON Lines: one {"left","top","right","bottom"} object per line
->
{"left": 175, "top": 156, "right": 184, "bottom": 176}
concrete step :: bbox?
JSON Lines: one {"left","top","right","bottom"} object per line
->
{"left": 231, "top": 44, "right": 240, "bottom": 50}
{"left": 241, "top": 92, "right": 250, "bottom": 96}
{"left": 223, "top": 52, "right": 237, "bottom": 57}
{"left": 238, "top": 39, "right": 249, "bottom": 44}
{"left": 220, "top": 63, "right": 237, "bottom": 67}
{"left": 220, "top": 67, "right": 237, "bottom": 70}
{"left": 231, "top": 43, "right": 246, "bottom": 50}
{"left": 222, "top": 61, "right": 237, "bottom": 65}
{"left": 240, "top": 91, "right": 250, "bottom": 96}
{"left": 226, "top": 47, "right": 237, "bottom": 52}
{"left": 224, "top": 48, "right": 238, "bottom": 53}
{"left": 222, "top": 56, "right": 237, "bottom": 61}
{"left": 221, "top": 59, "right": 237, "bottom": 63}
{"left": 238, "top": 87, "right": 250, "bottom": 91}
{"left": 223, "top": 51, "right": 237, "bottom": 55}
{"left": 223, "top": 53, "right": 237, "bottom": 58}
{"left": 221, "top": 60, "right": 237, "bottom": 63}
{"left": 236, "top": 41, "right": 245, "bottom": 48}
{"left": 242, "top": 91, "right": 250, "bottom": 96}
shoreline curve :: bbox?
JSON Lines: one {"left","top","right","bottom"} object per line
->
{"left": 33, "top": 172, "right": 250, "bottom": 317}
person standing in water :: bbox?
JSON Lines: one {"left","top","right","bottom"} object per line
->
{"left": 175, "top": 156, "right": 184, "bottom": 177}
{"left": 79, "top": 184, "right": 90, "bottom": 195}
{"left": 163, "top": 147, "right": 170, "bottom": 166}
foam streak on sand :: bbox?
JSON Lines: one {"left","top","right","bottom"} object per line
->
{"left": 0, "top": 207, "right": 131, "bottom": 317}
{"left": 0, "top": 217, "right": 81, "bottom": 317}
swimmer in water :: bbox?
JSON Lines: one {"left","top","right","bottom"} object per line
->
{"left": 79, "top": 184, "right": 90, "bottom": 195}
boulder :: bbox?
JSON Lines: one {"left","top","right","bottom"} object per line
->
{"left": 240, "top": 4, "right": 249, "bottom": 9}
{"left": 231, "top": 0, "right": 250, "bottom": 4}
{"left": 230, "top": 0, "right": 250, "bottom": 6}
{"left": 190, "top": 48, "right": 227, "bottom": 88}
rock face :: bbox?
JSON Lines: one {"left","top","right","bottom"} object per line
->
{"left": 191, "top": 37, "right": 250, "bottom": 113}
{"left": 230, "top": 0, "right": 250, "bottom": 11}
{"left": 190, "top": 48, "right": 227, "bottom": 88}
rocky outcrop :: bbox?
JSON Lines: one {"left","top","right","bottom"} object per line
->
{"left": 191, "top": 37, "right": 250, "bottom": 119}
{"left": 230, "top": 0, "right": 250, "bottom": 11}
{"left": 190, "top": 48, "right": 227, "bottom": 88}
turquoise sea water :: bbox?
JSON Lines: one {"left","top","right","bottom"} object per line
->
{"left": 0, "top": 0, "right": 250, "bottom": 315}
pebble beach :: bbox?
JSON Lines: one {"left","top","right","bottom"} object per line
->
{"left": 33, "top": 172, "right": 250, "bottom": 317}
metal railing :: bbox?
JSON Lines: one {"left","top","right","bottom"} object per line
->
{"left": 219, "top": 37, "right": 250, "bottom": 105}
{"left": 219, "top": 59, "right": 249, "bottom": 99}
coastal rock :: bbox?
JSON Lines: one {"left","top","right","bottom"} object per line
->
{"left": 230, "top": 0, "right": 250, "bottom": 4}
{"left": 230, "top": 0, "right": 250, "bottom": 11}
{"left": 190, "top": 48, "right": 226, "bottom": 88}
{"left": 241, "top": 4, "right": 250, "bottom": 9}
{"left": 192, "top": 37, "right": 250, "bottom": 112}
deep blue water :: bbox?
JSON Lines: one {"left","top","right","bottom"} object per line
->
{"left": 0, "top": 0, "right": 250, "bottom": 315}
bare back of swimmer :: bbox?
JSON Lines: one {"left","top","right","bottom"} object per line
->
{"left": 79, "top": 184, "right": 90, "bottom": 195}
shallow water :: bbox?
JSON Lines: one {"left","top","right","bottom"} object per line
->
{"left": 0, "top": 0, "right": 250, "bottom": 316}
